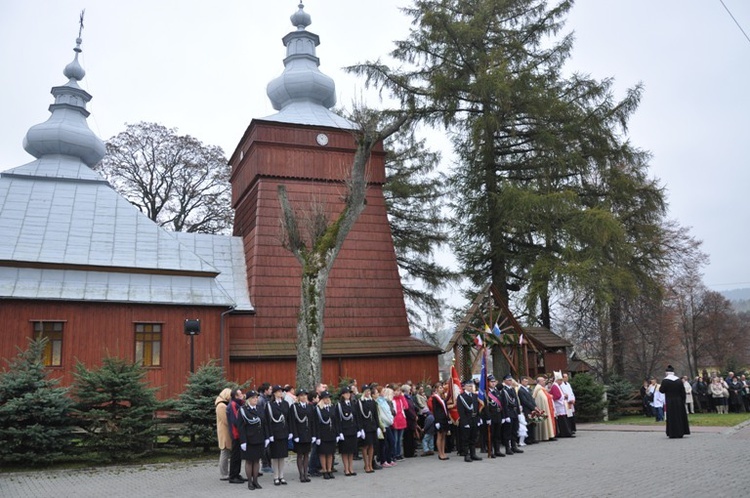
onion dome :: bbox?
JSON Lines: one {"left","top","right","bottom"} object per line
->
{"left": 266, "top": 2, "right": 337, "bottom": 113}
{"left": 22, "top": 35, "right": 106, "bottom": 167}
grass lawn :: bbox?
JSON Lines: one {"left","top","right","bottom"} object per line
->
{"left": 604, "top": 412, "right": 750, "bottom": 427}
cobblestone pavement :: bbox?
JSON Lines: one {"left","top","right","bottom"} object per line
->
{"left": 2, "top": 423, "right": 748, "bottom": 498}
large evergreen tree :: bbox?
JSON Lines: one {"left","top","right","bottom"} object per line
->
{"left": 72, "top": 357, "right": 160, "bottom": 461}
{"left": 0, "top": 338, "right": 77, "bottom": 465}
{"left": 354, "top": 0, "right": 668, "bottom": 376}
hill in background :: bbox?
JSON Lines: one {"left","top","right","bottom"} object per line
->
{"left": 721, "top": 288, "right": 750, "bottom": 313}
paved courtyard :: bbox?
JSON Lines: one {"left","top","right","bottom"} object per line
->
{"left": 2, "top": 423, "right": 747, "bottom": 498}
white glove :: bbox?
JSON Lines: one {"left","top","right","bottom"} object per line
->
{"left": 241, "top": 443, "right": 247, "bottom": 451}
{"left": 339, "top": 433, "right": 344, "bottom": 440}
{"left": 288, "top": 433, "right": 293, "bottom": 440}
{"left": 336, "top": 435, "right": 342, "bottom": 442}
{"left": 503, "top": 417, "right": 511, "bottom": 424}
{"left": 316, "top": 439, "right": 321, "bottom": 446}
{"left": 311, "top": 437, "right": 317, "bottom": 444}
{"left": 377, "top": 428, "right": 383, "bottom": 438}
{"left": 435, "top": 423, "right": 440, "bottom": 430}
{"left": 264, "top": 439, "right": 270, "bottom": 447}
{"left": 478, "top": 418, "right": 483, "bottom": 426}
{"left": 487, "top": 420, "right": 491, "bottom": 426}
{"left": 269, "top": 436, "right": 275, "bottom": 442}
{"left": 358, "top": 430, "right": 365, "bottom": 439}
{"left": 294, "top": 437, "right": 300, "bottom": 442}
{"left": 464, "top": 425, "right": 470, "bottom": 429}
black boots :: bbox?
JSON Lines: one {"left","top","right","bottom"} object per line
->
{"left": 493, "top": 444, "right": 506, "bottom": 457}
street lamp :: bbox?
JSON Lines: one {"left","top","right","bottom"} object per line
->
{"left": 184, "top": 319, "right": 201, "bottom": 373}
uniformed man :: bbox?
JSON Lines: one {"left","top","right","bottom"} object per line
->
{"left": 500, "top": 374, "right": 524, "bottom": 455}
{"left": 484, "top": 374, "right": 505, "bottom": 457}
{"left": 457, "top": 378, "right": 482, "bottom": 462}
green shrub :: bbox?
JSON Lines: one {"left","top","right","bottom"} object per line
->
{"left": 0, "top": 338, "right": 78, "bottom": 465}
{"left": 174, "top": 361, "right": 228, "bottom": 451}
{"left": 570, "top": 373, "right": 606, "bottom": 422}
{"left": 72, "top": 357, "right": 160, "bottom": 462}
{"left": 605, "top": 374, "right": 634, "bottom": 420}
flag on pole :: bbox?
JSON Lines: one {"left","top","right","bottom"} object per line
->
{"left": 473, "top": 332, "right": 484, "bottom": 349}
{"left": 478, "top": 348, "right": 487, "bottom": 412}
{"left": 492, "top": 323, "right": 502, "bottom": 337}
{"left": 448, "top": 365, "right": 462, "bottom": 423}
{"left": 519, "top": 333, "right": 524, "bottom": 345}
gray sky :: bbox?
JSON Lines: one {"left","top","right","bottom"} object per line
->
{"left": 2, "top": 0, "right": 749, "bottom": 299}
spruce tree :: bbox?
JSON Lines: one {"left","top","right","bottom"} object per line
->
{"left": 72, "top": 357, "right": 160, "bottom": 461}
{"left": 383, "top": 126, "right": 455, "bottom": 337}
{"left": 0, "top": 338, "right": 77, "bottom": 465}
{"left": 174, "top": 361, "right": 228, "bottom": 450}
{"left": 353, "top": 0, "right": 668, "bottom": 376}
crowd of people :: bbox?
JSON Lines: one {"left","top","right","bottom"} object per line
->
{"left": 214, "top": 372, "right": 579, "bottom": 489}
{"left": 642, "top": 370, "right": 750, "bottom": 417}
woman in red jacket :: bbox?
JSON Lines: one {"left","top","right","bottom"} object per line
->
{"left": 392, "top": 384, "right": 408, "bottom": 460}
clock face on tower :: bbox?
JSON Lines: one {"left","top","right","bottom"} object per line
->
{"left": 316, "top": 133, "right": 329, "bottom": 146}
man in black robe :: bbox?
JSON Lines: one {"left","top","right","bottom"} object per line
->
{"left": 659, "top": 365, "right": 691, "bottom": 439}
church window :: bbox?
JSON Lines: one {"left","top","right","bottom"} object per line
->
{"left": 33, "top": 321, "right": 64, "bottom": 367}
{"left": 135, "top": 323, "right": 162, "bottom": 367}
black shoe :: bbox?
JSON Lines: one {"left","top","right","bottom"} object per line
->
{"left": 229, "top": 478, "right": 244, "bottom": 484}
{"left": 471, "top": 454, "right": 482, "bottom": 461}
{"left": 279, "top": 478, "right": 287, "bottom": 485}
{"left": 274, "top": 479, "right": 281, "bottom": 486}
{"left": 309, "top": 471, "right": 322, "bottom": 477}
{"left": 505, "top": 446, "right": 514, "bottom": 455}
{"left": 512, "top": 446, "right": 524, "bottom": 454}
{"left": 329, "top": 472, "right": 335, "bottom": 479}
{"left": 253, "top": 481, "right": 262, "bottom": 489}
{"left": 373, "top": 463, "right": 382, "bottom": 470}
{"left": 464, "top": 454, "right": 473, "bottom": 463}
{"left": 323, "top": 473, "right": 330, "bottom": 480}
{"left": 248, "top": 482, "right": 255, "bottom": 490}
{"left": 257, "top": 473, "right": 263, "bottom": 477}
{"left": 494, "top": 452, "right": 506, "bottom": 457}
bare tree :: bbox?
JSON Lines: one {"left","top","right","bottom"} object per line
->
{"left": 96, "top": 122, "right": 233, "bottom": 234}
{"left": 278, "top": 110, "right": 409, "bottom": 389}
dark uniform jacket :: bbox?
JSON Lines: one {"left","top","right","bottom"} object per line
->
{"left": 457, "top": 392, "right": 480, "bottom": 427}
{"left": 484, "top": 387, "right": 504, "bottom": 424}
{"left": 265, "top": 399, "right": 290, "bottom": 440}
{"left": 517, "top": 385, "right": 537, "bottom": 415}
{"left": 500, "top": 385, "right": 521, "bottom": 419}
{"left": 430, "top": 394, "right": 450, "bottom": 428}
{"left": 313, "top": 404, "right": 338, "bottom": 442}
{"left": 335, "top": 399, "right": 359, "bottom": 436}
{"left": 237, "top": 404, "right": 266, "bottom": 445}
{"left": 357, "top": 397, "right": 379, "bottom": 433}
{"left": 289, "top": 402, "right": 314, "bottom": 443}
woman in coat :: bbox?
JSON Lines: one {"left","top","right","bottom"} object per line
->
{"left": 356, "top": 384, "right": 379, "bottom": 473}
{"left": 391, "top": 384, "right": 408, "bottom": 460}
{"left": 430, "top": 382, "right": 450, "bottom": 460}
{"left": 313, "top": 391, "right": 337, "bottom": 479}
{"left": 237, "top": 390, "right": 265, "bottom": 490}
{"left": 265, "top": 385, "right": 290, "bottom": 485}
{"left": 289, "top": 388, "right": 314, "bottom": 483}
{"left": 335, "top": 386, "right": 360, "bottom": 476}
{"left": 214, "top": 388, "right": 233, "bottom": 481}
{"left": 375, "top": 386, "right": 396, "bottom": 467}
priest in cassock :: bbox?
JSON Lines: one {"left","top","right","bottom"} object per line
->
{"left": 659, "top": 365, "right": 691, "bottom": 438}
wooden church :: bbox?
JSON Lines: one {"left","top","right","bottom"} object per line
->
{"left": 0, "top": 5, "right": 440, "bottom": 399}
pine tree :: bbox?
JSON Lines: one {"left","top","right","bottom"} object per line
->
{"left": 174, "top": 361, "right": 228, "bottom": 450}
{"left": 72, "top": 357, "right": 160, "bottom": 461}
{"left": 383, "top": 127, "right": 456, "bottom": 337}
{"left": 0, "top": 338, "right": 77, "bottom": 465}
{"left": 353, "top": 0, "right": 668, "bottom": 376}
